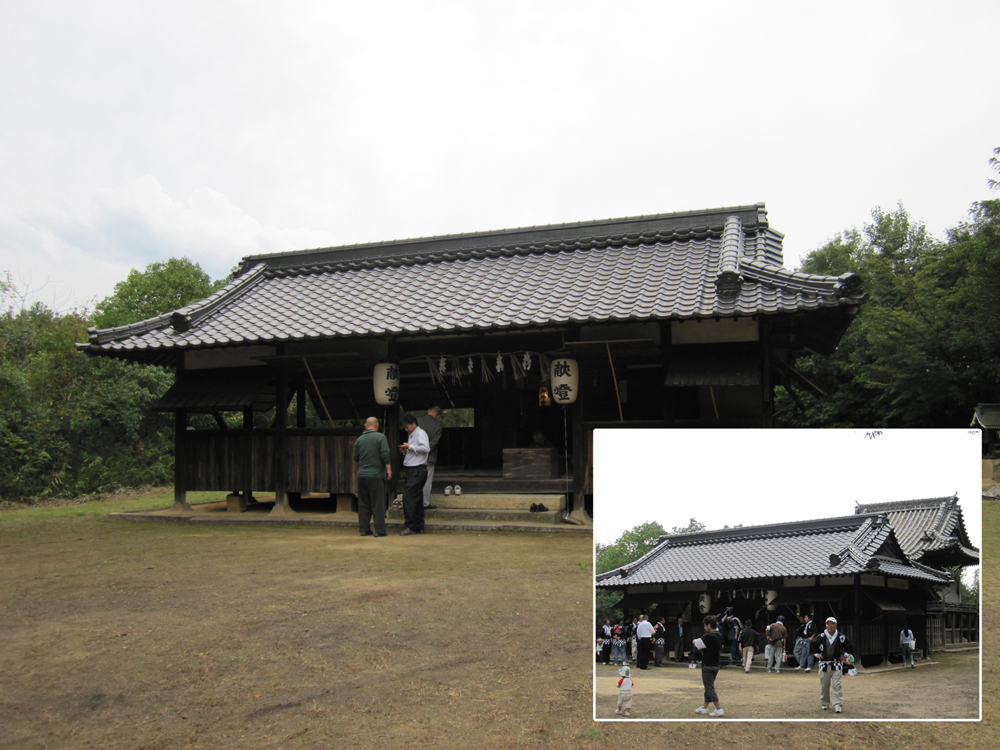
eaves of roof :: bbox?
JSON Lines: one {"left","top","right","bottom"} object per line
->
{"left": 971, "top": 404, "right": 1000, "bottom": 429}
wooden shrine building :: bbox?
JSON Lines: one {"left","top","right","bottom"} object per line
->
{"left": 596, "top": 496, "right": 978, "bottom": 664}
{"left": 854, "top": 496, "right": 980, "bottom": 651}
{"left": 76, "top": 204, "right": 866, "bottom": 518}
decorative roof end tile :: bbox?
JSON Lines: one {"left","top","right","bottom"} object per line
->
{"left": 715, "top": 216, "right": 744, "bottom": 299}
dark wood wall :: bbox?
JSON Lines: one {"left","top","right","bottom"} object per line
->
{"left": 182, "top": 430, "right": 358, "bottom": 495}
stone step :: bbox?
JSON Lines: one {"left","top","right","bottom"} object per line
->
{"left": 392, "top": 492, "right": 565, "bottom": 511}
{"left": 430, "top": 478, "right": 570, "bottom": 494}
{"left": 387, "top": 506, "right": 563, "bottom": 524}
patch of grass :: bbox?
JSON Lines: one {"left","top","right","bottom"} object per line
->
{"left": 0, "top": 488, "right": 225, "bottom": 522}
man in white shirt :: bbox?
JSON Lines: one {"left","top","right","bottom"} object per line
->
{"left": 417, "top": 406, "right": 443, "bottom": 510}
{"left": 399, "top": 413, "right": 430, "bottom": 536}
{"left": 636, "top": 615, "right": 655, "bottom": 669}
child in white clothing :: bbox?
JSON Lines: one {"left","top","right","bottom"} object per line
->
{"left": 616, "top": 665, "right": 634, "bottom": 716}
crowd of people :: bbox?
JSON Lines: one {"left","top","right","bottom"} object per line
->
{"left": 600, "top": 612, "right": 919, "bottom": 718}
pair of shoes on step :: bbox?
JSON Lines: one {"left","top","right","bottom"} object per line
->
{"left": 443, "top": 485, "right": 462, "bottom": 496}
{"left": 529, "top": 503, "right": 549, "bottom": 512}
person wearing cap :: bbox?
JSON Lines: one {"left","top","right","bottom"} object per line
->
{"left": 417, "top": 406, "right": 443, "bottom": 510}
{"left": 809, "top": 616, "right": 855, "bottom": 713}
{"left": 615, "top": 665, "right": 634, "bottom": 716}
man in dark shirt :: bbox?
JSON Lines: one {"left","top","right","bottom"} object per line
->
{"left": 738, "top": 619, "right": 758, "bottom": 673}
{"left": 672, "top": 616, "right": 686, "bottom": 663}
{"left": 695, "top": 616, "right": 725, "bottom": 717}
{"left": 352, "top": 416, "right": 392, "bottom": 536}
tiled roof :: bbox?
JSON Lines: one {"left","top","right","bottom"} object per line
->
{"left": 596, "top": 514, "right": 952, "bottom": 588}
{"left": 972, "top": 403, "right": 1000, "bottom": 430}
{"left": 854, "top": 496, "right": 979, "bottom": 565}
{"left": 78, "top": 204, "right": 866, "bottom": 359}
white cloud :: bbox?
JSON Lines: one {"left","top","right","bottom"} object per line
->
{"left": 0, "top": 177, "right": 336, "bottom": 312}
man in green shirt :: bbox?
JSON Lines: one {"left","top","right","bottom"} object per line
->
{"left": 353, "top": 416, "right": 392, "bottom": 536}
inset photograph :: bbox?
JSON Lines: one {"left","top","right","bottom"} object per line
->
{"left": 594, "top": 429, "right": 981, "bottom": 721}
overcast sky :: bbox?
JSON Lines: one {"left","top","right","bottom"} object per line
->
{"left": 1, "top": 2, "right": 998, "bottom": 313}
{"left": 594, "top": 429, "right": 984, "bottom": 566}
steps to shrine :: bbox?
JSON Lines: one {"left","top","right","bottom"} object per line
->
{"left": 388, "top": 492, "right": 566, "bottom": 524}
{"left": 417, "top": 492, "right": 565, "bottom": 511}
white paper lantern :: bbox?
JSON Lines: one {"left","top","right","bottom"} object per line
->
{"left": 549, "top": 358, "right": 578, "bottom": 404}
{"left": 373, "top": 363, "right": 400, "bottom": 405}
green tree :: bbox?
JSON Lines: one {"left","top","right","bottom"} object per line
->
{"left": 670, "top": 517, "right": 707, "bottom": 534}
{"left": 776, "top": 166, "right": 1000, "bottom": 429}
{"left": 93, "top": 257, "right": 224, "bottom": 329}
{"left": 596, "top": 521, "right": 667, "bottom": 574}
{"left": 0, "top": 263, "right": 192, "bottom": 501}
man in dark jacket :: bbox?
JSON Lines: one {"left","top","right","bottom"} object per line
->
{"left": 809, "top": 616, "right": 855, "bottom": 713}
{"left": 672, "top": 616, "right": 686, "bottom": 663}
{"left": 353, "top": 417, "right": 392, "bottom": 536}
{"left": 738, "top": 619, "right": 757, "bottom": 673}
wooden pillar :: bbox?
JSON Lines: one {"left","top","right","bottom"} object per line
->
{"left": 760, "top": 319, "right": 774, "bottom": 428}
{"left": 172, "top": 408, "right": 192, "bottom": 512}
{"left": 385, "top": 336, "right": 401, "bottom": 500}
{"left": 296, "top": 384, "right": 307, "bottom": 428}
{"left": 386, "top": 403, "right": 401, "bottom": 500}
{"left": 662, "top": 322, "right": 675, "bottom": 427}
{"left": 853, "top": 575, "right": 861, "bottom": 656}
{"left": 243, "top": 406, "right": 254, "bottom": 508}
{"left": 571, "top": 400, "right": 585, "bottom": 517}
{"left": 270, "top": 368, "right": 293, "bottom": 515}
{"left": 882, "top": 605, "right": 889, "bottom": 666}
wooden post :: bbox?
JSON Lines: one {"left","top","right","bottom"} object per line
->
{"left": 662, "top": 322, "right": 675, "bottom": 427}
{"left": 760, "top": 319, "right": 774, "bottom": 428}
{"left": 242, "top": 405, "right": 254, "bottom": 510}
{"left": 172, "top": 408, "right": 192, "bottom": 512}
{"left": 571, "top": 398, "right": 586, "bottom": 519}
{"left": 385, "top": 336, "right": 401, "bottom": 501}
{"left": 296, "top": 383, "right": 307, "bottom": 428}
{"left": 853, "top": 575, "right": 861, "bottom": 657}
{"left": 270, "top": 368, "right": 293, "bottom": 515}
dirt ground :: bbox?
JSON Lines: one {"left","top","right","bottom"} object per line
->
{"left": 595, "top": 651, "right": 979, "bottom": 720}
{"left": 0, "top": 498, "right": 996, "bottom": 750}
